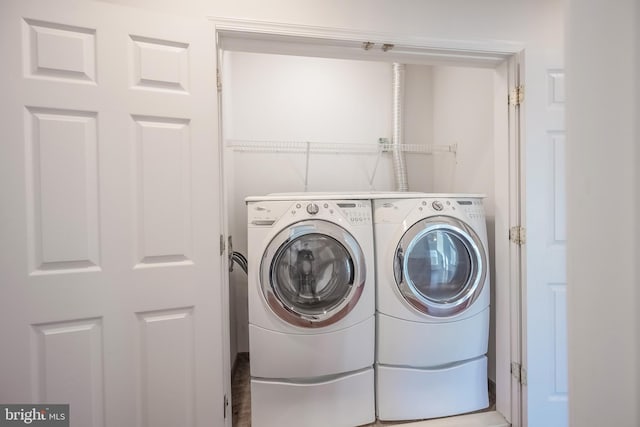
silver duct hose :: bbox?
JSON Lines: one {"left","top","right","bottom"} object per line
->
{"left": 392, "top": 63, "right": 408, "bottom": 191}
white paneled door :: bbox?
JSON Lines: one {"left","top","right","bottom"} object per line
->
{"left": 524, "top": 56, "right": 567, "bottom": 426}
{"left": 0, "top": 1, "right": 225, "bottom": 426}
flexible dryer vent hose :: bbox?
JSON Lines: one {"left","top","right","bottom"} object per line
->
{"left": 392, "top": 63, "right": 409, "bottom": 191}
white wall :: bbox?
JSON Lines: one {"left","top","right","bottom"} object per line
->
{"left": 99, "top": 0, "right": 557, "bottom": 46}
{"left": 432, "top": 67, "right": 495, "bottom": 199}
{"left": 404, "top": 65, "right": 435, "bottom": 192}
{"left": 223, "top": 53, "right": 393, "bottom": 146}
{"left": 566, "top": 0, "right": 639, "bottom": 425}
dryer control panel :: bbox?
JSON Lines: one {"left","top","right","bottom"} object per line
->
{"left": 413, "top": 198, "right": 484, "bottom": 218}
{"left": 456, "top": 199, "right": 485, "bottom": 220}
{"left": 374, "top": 197, "right": 484, "bottom": 224}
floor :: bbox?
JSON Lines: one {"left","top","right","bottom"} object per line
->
{"left": 232, "top": 353, "right": 497, "bottom": 427}
{"left": 232, "top": 353, "right": 252, "bottom": 426}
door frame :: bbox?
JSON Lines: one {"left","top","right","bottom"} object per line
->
{"left": 210, "top": 17, "right": 525, "bottom": 426}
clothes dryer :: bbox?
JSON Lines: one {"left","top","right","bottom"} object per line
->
{"left": 246, "top": 194, "right": 376, "bottom": 427}
{"left": 374, "top": 194, "right": 490, "bottom": 421}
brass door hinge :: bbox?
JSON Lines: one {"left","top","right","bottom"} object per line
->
{"left": 216, "top": 68, "right": 222, "bottom": 92}
{"left": 220, "top": 234, "right": 225, "bottom": 256}
{"left": 223, "top": 394, "right": 229, "bottom": 418}
{"left": 511, "top": 362, "right": 528, "bottom": 386}
{"left": 509, "top": 226, "right": 526, "bottom": 245}
{"left": 509, "top": 85, "right": 524, "bottom": 106}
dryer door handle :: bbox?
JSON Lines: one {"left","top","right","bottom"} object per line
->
{"left": 394, "top": 247, "right": 404, "bottom": 284}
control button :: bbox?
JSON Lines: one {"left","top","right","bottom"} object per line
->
{"left": 432, "top": 201, "right": 444, "bottom": 211}
{"left": 306, "top": 203, "right": 319, "bottom": 215}
{"left": 296, "top": 203, "right": 301, "bottom": 209}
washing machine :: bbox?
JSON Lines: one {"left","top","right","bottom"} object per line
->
{"left": 374, "top": 194, "right": 490, "bottom": 421}
{"left": 246, "top": 193, "right": 376, "bottom": 427}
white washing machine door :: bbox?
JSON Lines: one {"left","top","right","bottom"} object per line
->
{"left": 393, "top": 215, "right": 487, "bottom": 318}
{"left": 260, "top": 219, "right": 366, "bottom": 328}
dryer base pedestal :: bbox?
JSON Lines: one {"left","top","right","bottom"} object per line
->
{"left": 376, "top": 356, "right": 488, "bottom": 421}
{"left": 251, "top": 368, "right": 375, "bottom": 427}
{"left": 377, "top": 308, "right": 489, "bottom": 367}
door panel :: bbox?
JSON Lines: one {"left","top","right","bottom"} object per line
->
{"left": 0, "top": 1, "right": 224, "bottom": 426}
{"left": 32, "top": 318, "right": 105, "bottom": 426}
{"left": 137, "top": 308, "right": 195, "bottom": 427}
{"left": 132, "top": 115, "right": 193, "bottom": 266}
{"left": 25, "top": 107, "right": 101, "bottom": 272}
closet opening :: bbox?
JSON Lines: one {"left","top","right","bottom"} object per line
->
{"left": 215, "top": 22, "right": 523, "bottom": 427}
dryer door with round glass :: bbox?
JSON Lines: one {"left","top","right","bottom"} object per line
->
{"left": 261, "top": 219, "right": 366, "bottom": 328}
{"left": 393, "top": 215, "right": 487, "bottom": 318}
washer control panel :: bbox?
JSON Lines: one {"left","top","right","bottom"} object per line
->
{"left": 337, "top": 201, "right": 372, "bottom": 225}
{"left": 288, "top": 200, "right": 371, "bottom": 225}
{"left": 248, "top": 199, "right": 373, "bottom": 226}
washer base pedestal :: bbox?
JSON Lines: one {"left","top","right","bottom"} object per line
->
{"left": 249, "top": 316, "right": 374, "bottom": 378}
{"left": 251, "top": 368, "right": 375, "bottom": 427}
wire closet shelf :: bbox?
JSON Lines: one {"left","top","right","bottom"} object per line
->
{"left": 225, "top": 139, "right": 457, "bottom": 155}
{"left": 225, "top": 139, "right": 457, "bottom": 191}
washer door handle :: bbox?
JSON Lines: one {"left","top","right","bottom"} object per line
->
{"left": 394, "top": 247, "right": 404, "bottom": 284}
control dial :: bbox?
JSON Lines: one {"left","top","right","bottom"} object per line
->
{"left": 432, "top": 201, "right": 444, "bottom": 211}
{"left": 306, "top": 203, "right": 320, "bottom": 215}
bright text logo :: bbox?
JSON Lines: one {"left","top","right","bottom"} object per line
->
{"left": 0, "top": 405, "right": 68, "bottom": 427}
